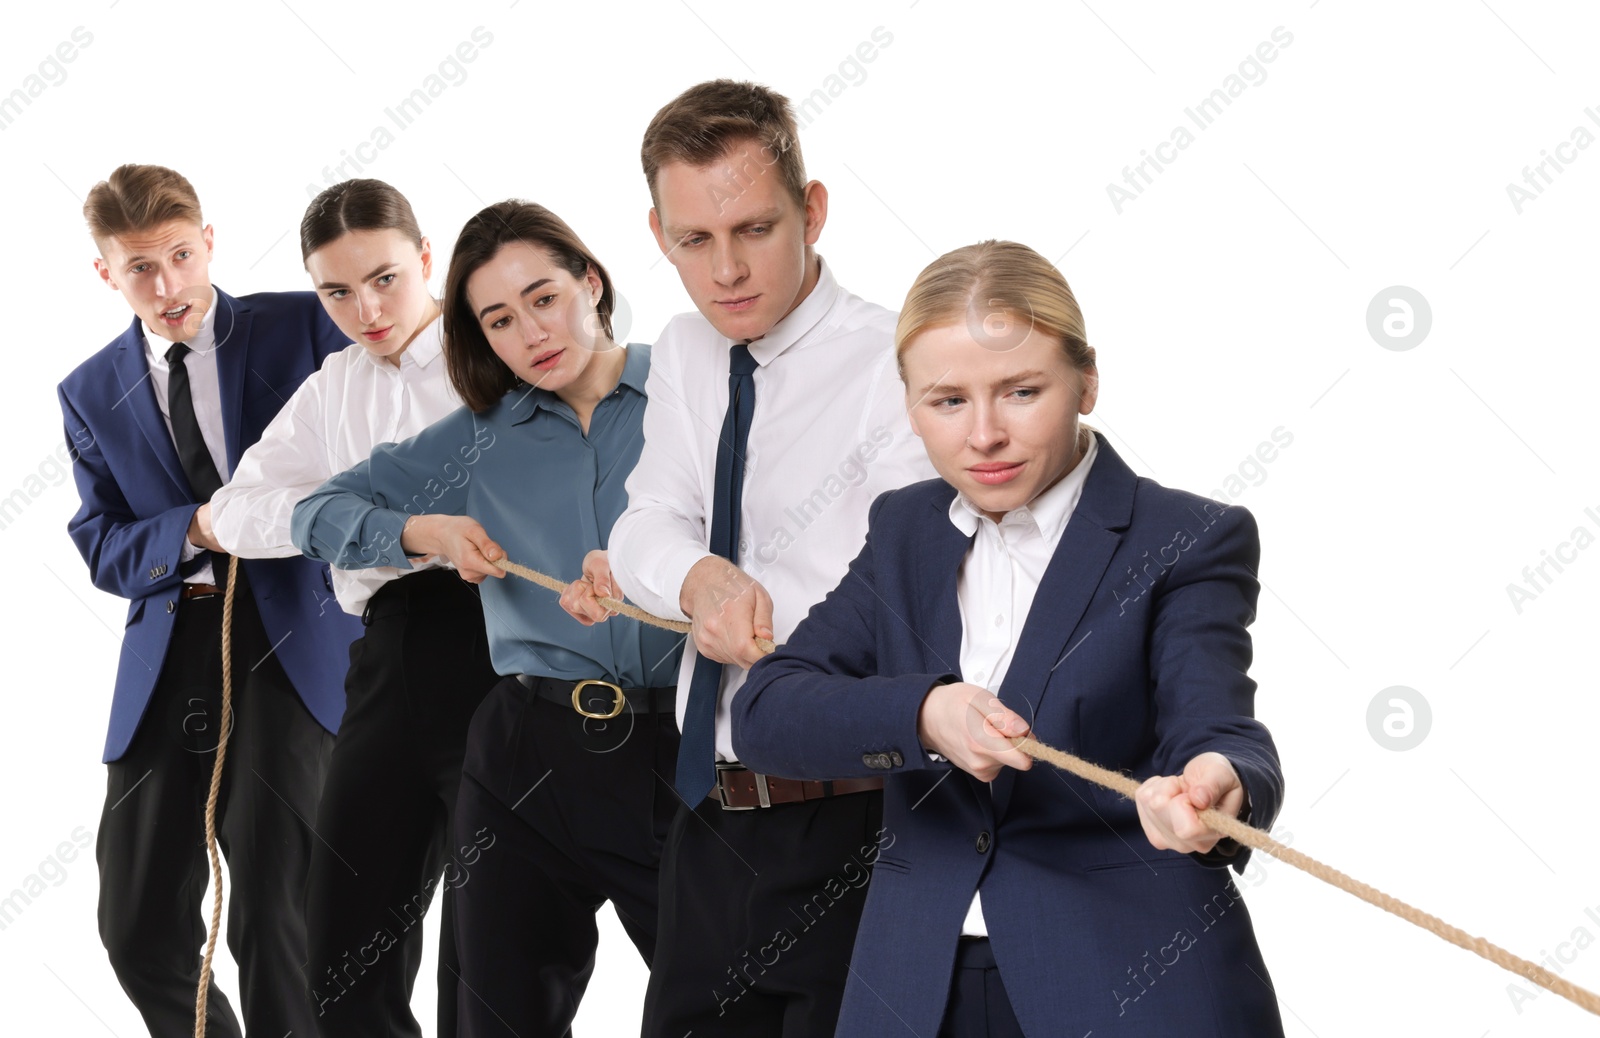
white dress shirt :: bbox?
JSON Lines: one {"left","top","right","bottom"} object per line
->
{"left": 948, "top": 431, "right": 1099, "bottom": 936}
{"left": 210, "top": 315, "right": 460, "bottom": 614}
{"left": 608, "top": 257, "right": 939, "bottom": 761}
{"left": 142, "top": 287, "right": 227, "bottom": 584}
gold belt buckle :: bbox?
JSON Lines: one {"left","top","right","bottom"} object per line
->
{"left": 571, "top": 679, "right": 626, "bottom": 720}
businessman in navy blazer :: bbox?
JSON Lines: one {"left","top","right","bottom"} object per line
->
{"left": 57, "top": 164, "right": 360, "bottom": 1037}
{"left": 734, "top": 241, "right": 1286, "bottom": 1037}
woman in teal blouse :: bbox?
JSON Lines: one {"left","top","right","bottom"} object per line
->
{"left": 292, "top": 200, "right": 682, "bottom": 1035}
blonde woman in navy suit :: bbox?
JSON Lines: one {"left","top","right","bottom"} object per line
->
{"left": 733, "top": 241, "right": 1286, "bottom": 1037}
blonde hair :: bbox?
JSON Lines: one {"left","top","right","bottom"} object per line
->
{"left": 894, "top": 240, "right": 1095, "bottom": 379}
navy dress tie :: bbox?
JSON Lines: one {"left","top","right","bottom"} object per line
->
{"left": 674, "top": 343, "right": 758, "bottom": 803}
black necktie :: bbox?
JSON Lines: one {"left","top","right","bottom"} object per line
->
{"left": 674, "top": 343, "right": 758, "bottom": 803}
{"left": 166, "top": 342, "right": 228, "bottom": 584}
{"left": 165, "top": 342, "right": 224, "bottom": 501}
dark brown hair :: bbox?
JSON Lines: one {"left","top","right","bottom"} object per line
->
{"left": 300, "top": 179, "right": 422, "bottom": 262}
{"left": 83, "top": 164, "right": 204, "bottom": 248}
{"left": 640, "top": 79, "right": 806, "bottom": 212}
{"left": 442, "top": 200, "right": 617, "bottom": 413}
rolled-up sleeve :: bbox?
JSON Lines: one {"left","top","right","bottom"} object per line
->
{"left": 292, "top": 406, "right": 477, "bottom": 570}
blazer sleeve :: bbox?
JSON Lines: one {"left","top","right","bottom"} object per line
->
{"left": 733, "top": 490, "right": 960, "bottom": 780}
{"left": 59, "top": 383, "right": 193, "bottom": 600}
{"left": 290, "top": 405, "right": 479, "bottom": 570}
{"left": 1147, "top": 500, "right": 1284, "bottom": 853}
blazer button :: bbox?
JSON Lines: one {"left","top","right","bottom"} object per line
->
{"left": 975, "top": 831, "right": 991, "bottom": 854}
{"left": 167, "top": 600, "right": 176, "bottom": 613}
{"left": 888, "top": 751, "right": 903, "bottom": 768}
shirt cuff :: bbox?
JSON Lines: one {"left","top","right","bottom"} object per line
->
{"left": 623, "top": 541, "right": 706, "bottom": 623}
{"left": 366, "top": 509, "right": 414, "bottom": 567}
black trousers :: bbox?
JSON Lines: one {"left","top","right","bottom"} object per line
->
{"left": 938, "top": 939, "right": 1025, "bottom": 1038}
{"left": 304, "top": 568, "right": 499, "bottom": 1037}
{"left": 97, "top": 575, "right": 332, "bottom": 1038}
{"left": 452, "top": 675, "right": 679, "bottom": 1037}
{"left": 642, "top": 788, "right": 885, "bottom": 1038}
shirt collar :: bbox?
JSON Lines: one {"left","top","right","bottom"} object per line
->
{"left": 743, "top": 254, "right": 840, "bottom": 365}
{"left": 142, "top": 286, "right": 220, "bottom": 360}
{"left": 507, "top": 342, "right": 649, "bottom": 425}
{"left": 617, "top": 340, "right": 651, "bottom": 393}
{"left": 358, "top": 311, "right": 445, "bottom": 371}
{"left": 947, "top": 430, "right": 1100, "bottom": 542}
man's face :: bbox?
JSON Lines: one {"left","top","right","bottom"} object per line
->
{"left": 649, "top": 139, "right": 826, "bottom": 343}
{"left": 94, "top": 219, "right": 215, "bottom": 343}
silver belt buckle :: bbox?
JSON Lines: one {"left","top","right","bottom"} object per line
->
{"left": 715, "top": 761, "right": 770, "bottom": 810}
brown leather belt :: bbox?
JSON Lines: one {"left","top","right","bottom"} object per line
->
{"left": 714, "top": 762, "right": 883, "bottom": 810}
{"left": 180, "top": 582, "right": 223, "bottom": 599}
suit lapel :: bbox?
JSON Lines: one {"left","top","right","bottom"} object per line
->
{"left": 991, "top": 432, "right": 1136, "bottom": 819}
{"left": 211, "top": 288, "right": 252, "bottom": 475}
{"left": 913, "top": 491, "right": 996, "bottom": 817}
{"left": 110, "top": 320, "right": 191, "bottom": 494}
{"left": 915, "top": 484, "right": 971, "bottom": 677}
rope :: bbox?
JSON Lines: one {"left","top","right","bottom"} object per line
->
{"left": 1016, "top": 737, "right": 1600, "bottom": 1016}
{"left": 495, "top": 557, "right": 776, "bottom": 653}
{"left": 194, "top": 555, "right": 239, "bottom": 1037}
{"left": 495, "top": 555, "right": 1600, "bottom": 1018}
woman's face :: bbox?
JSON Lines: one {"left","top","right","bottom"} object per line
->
{"left": 307, "top": 228, "right": 435, "bottom": 360}
{"left": 902, "top": 319, "right": 1098, "bottom": 521}
{"left": 466, "top": 241, "right": 608, "bottom": 392}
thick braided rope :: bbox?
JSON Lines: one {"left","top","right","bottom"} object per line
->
{"left": 1016, "top": 736, "right": 1600, "bottom": 1016}
{"left": 495, "top": 555, "right": 1600, "bottom": 1018}
{"left": 494, "top": 557, "right": 776, "bottom": 653}
{"left": 194, "top": 556, "right": 239, "bottom": 1037}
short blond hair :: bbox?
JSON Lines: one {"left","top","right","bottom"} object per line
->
{"left": 895, "top": 240, "right": 1095, "bottom": 378}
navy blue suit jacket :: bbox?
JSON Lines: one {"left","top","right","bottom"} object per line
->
{"left": 58, "top": 287, "right": 363, "bottom": 762}
{"left": 733, "top": 432, "right": 1286, "bottom": 1037}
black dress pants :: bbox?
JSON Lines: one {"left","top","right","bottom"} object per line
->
{"left": 937, "top": 938, "right": 1026, "bottom": 1038}
{"left": 304, "top": 568, "right": 499, "bottom": 1037}
{"left": 97, "top": 576, "right": 332, "bottom": 1038}
{"left": 642, "top": 787, "right": 885, "bottom": 1038}
{"left": 452, "top": 675, "right": 679, "bottom": 1037}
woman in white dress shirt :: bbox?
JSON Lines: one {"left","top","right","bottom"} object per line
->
{"left": 209, "top": 179, "right": 499, "bottom": 1038}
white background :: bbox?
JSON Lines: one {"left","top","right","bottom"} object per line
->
{"left": 3, "top": 0, "right": 1598, "bottom": 1034}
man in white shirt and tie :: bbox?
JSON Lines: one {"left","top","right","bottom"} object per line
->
{"left": 563, "top": 80, "right": 935, "bottom": 1038}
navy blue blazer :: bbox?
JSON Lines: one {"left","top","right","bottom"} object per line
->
{"left": 58, "top": 287, "right": 363, "bottom": 762}
{"left": 733, "top": 432, "right": 1286, "bottom": 1037}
